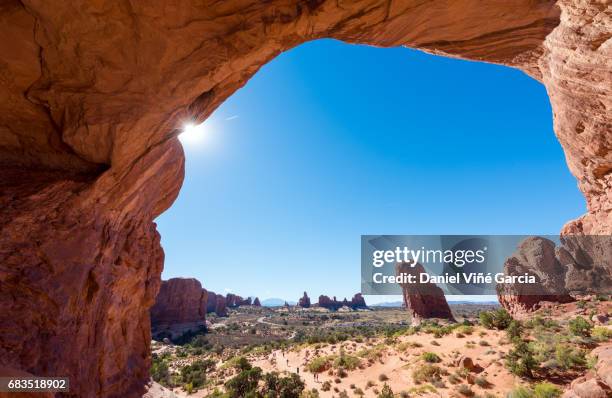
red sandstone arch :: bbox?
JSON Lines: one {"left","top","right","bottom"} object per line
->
{"left": 0, "top": 1, "right": 609, "bottom": 396}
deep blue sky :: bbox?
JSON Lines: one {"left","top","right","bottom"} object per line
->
{"left": 156, "top": 39, "right": 585, "bottom": 303}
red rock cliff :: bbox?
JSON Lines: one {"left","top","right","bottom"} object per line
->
{"left": 0, "top": 1, "right": 609, "bottom": 397}
{"left": 150, "top": 278, "right": 207, "bottom": 339}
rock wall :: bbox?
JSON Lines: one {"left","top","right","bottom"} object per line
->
{"left": 0, "top": 0, "right": 609, "bottom": 397}
{"left": 497, "top": 237, "right": 575, "bottom": 317}
{"left": 150, "top": 278, "right": 207, "bottom": 339}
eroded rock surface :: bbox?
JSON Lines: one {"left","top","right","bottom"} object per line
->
{"left": 150, "top": 278, "right": 207, "bottom": 339}
{"left": 498, "top": 237, "right": 574, "bottom": 317}
{"left": 396, "top": 262, "right": 455, "bottom": 323}
{"left": 0, "top": 0, "right": 609, "bottom": 396}
{"left": 562, "top": 344, "right": 612, "bottom": 398}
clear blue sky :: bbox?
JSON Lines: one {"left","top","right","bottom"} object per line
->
{"left": 156, "top": 39, "right": 585, "bottom": 304}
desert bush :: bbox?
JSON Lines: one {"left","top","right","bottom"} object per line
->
{"left": 533, "top": 382, "right": 562, "bottom": 398}
{"left": 448, "top": 373, "right": 461, "bottom": 384}
{"left": 334, "top": 350, "right": 361, "bottom": 370}
{"left": 505, "top": 340, "right": 538, "bottom": 378}
{"left": 306, "top": 357, "right": 331, "bottom": 373}
{"left": 421, "top": 352, "right": 441, "bottom": 363}
{"left": 479, "top": 340, "right": 490, "bottom": 346}
{"left": 150, "top": 354, "right": 172, "bottom": 387}
{"left": 507, "top": 386, "right": 532, "bottom": 398}
{"left": 180, "top": 359, "right": 215, "bottom": 390}
{"left": 507, "top": 382, "right": 562, "bottom": 398}
{"left": 592, "top": 326, "right": 612, "bottom": 341}
{"left": 431, "top": 340, "right": 440, "bottom": 346}
{"left": 321, "top": 381, "right": 331, "bottom": 391}
{"left": 224, "top": 366, "right": 262, "bottom": 398}
{"left": 507, "top": 320, "right": 523, "bottom": 342}
{"left": 354, "top": 387, "right": 365, "bottom": 396}
{"left": 457, "top": 384, "right": 474, "bottom": 397}
{"left": 569, "top": 317, "right": 592, "bottom": 337}
{"left": 479, "top": 309, "right": 512, "bottom": 330}
{"left": 378, "top": 373, "right": 388, "bottom": 381}
{"left": 457, "top": 325, "right": 474, "bottom": 335}
{"left": 301, "top": 388, "right": 320, "bottom": 398}
{"left": 412, "top": 364, "right": 444, "bottom": 384}
{"left": 555, "top": 344, "right": 586, "bottom": 370}
{"left": 261, "top": 372, "right": 305, "bottom": 398}
{"left": 474, "top": 375, "right": 490, "bottom": 388}
{"left": 377, "top": 383, "right": 394, "bottom": 398}
{"left": 338, "top": 391, "right": 349, "bottom": 398}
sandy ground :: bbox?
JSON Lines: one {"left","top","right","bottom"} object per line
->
{"left": 172, "top": 327, "right": 519, "bottom": 397}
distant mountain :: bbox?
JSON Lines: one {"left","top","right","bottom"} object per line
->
{"left": 370, "top": 301, "right": 403, "bottom": 307}
{"left": 260, "top": 298, "right": 296, "bottom": 307}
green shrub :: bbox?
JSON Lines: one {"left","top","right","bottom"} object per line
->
{"left": 507, "top": 386, "right": 533, "bottom": 398}
{"left": 261, "top": 372, "right": 304, "bottom": 398}
{"left": 533, "top": 382, "right": 562, "bottom": 398}
{"left": 224, "top": 367, "right": 262, "bottom": 398}
{"left": 457, "top": 384, "right": 474, "bottom": 397}
{"left": 506, "top": 340, "right": 538, "bottom": 378}
{"left": 421, "top": 352, "right": 441, "bottom": 363}
{"left": 377, "top": 383, "right": 394, "bottom": 398}
{"left": 306, "top": 357, "right": 331, "bottom": 373}
{"left": 333, "top": 350, "right": 361, "bottom": 370}
{"left": 592, "top": 326, "right": 612, "bottom": 341}
{"left": 412, "top": 364, "right": 444, "bottom": 384}
{"left": 555, "top": 344, "right": 586, "bottom": 370}
{"left": 479, "top": 309, "right": 512, "bottom": 330}
{"left": 321, "top": 381, "right": 331, "bottom": 391}
{"left": 150, "top": 354, "right": 171, "bottom": 387}
{"left": 507, "top": 320, "right": 523, "bottom": 341}
{"left": 569, "top": 317, "right": 592, "bottom": 337}
{"left": 180, "top": 359, "right": 215, "bottom": 389}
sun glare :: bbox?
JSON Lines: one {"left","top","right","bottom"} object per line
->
{"left": 179, "top": 121, "right": 207, "bottom": 145}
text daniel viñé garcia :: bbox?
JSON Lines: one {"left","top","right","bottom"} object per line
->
{"left": 370, "top": 246, "right": 536, "bottom": 285}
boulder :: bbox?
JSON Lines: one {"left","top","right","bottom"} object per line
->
{"left": 395, "top": 262, "right": 455, "bottom": 323}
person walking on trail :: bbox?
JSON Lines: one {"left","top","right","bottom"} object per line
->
{"left": 296, "top": 367, "right": 299, "bottom": 375}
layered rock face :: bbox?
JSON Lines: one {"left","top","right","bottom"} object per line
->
{"left": 298, "top": 292, "right": 311, "bottom": 308}
{"left": 498, "top": 237, "right": 574, "bottom": 317}
{"left": 497, "top": 236, "right": 612, "bottom": 317}
{"left": 150, "top": 278, "right": 207, "bottom": 339}
{"left": 396, "top": 262, "right": 455, "bottom": 323}
{"left": 0, "top": 0, "right": 609, "bottom": 396}
{"left": 317, "top": 294, "right": 368, "bottom": 310}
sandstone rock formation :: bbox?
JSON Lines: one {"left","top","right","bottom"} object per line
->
{"left": 316, "top": 294, "right": 367, "bottom": 310}
{"left": 298, "top": 292, "right": 311, "bottom": 308}
{"left": 0, "top": 0, "right": 609, "bottom": 396}
{"left": 214, "top": 295, "right": 228, "bottom": 317}
{"left": 562, "top": 344, "right": 612, "bottom": 398}
{"left": 497, "top": 237, "right": 575, "bottom": 317}
{"left": 206, "top": 291, "right": 218, "bottom": 314}
{"left": 253, "top": 297, "right": 261, "bottom": 307}
{"left": 350, "top": 293, "right": 368, "bottom": 309}
{"left": 396, "top": 262, "right": 455, "bottom": 323}
{"left": 150, "top": 278, "right": 207, "bottom": 340}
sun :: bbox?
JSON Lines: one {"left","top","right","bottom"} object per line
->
{"left": 179, "top": 121, "right": 207, "bottom": 145}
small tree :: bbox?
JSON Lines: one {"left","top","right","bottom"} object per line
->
{"left": 506, "top": 340, "right": 538, "bottom": 378}
{"left": 569, "top": 316, "right": 592, "bottom": 337}
{"left": 225, "top": 367, "right": 262, "bottom": 398}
